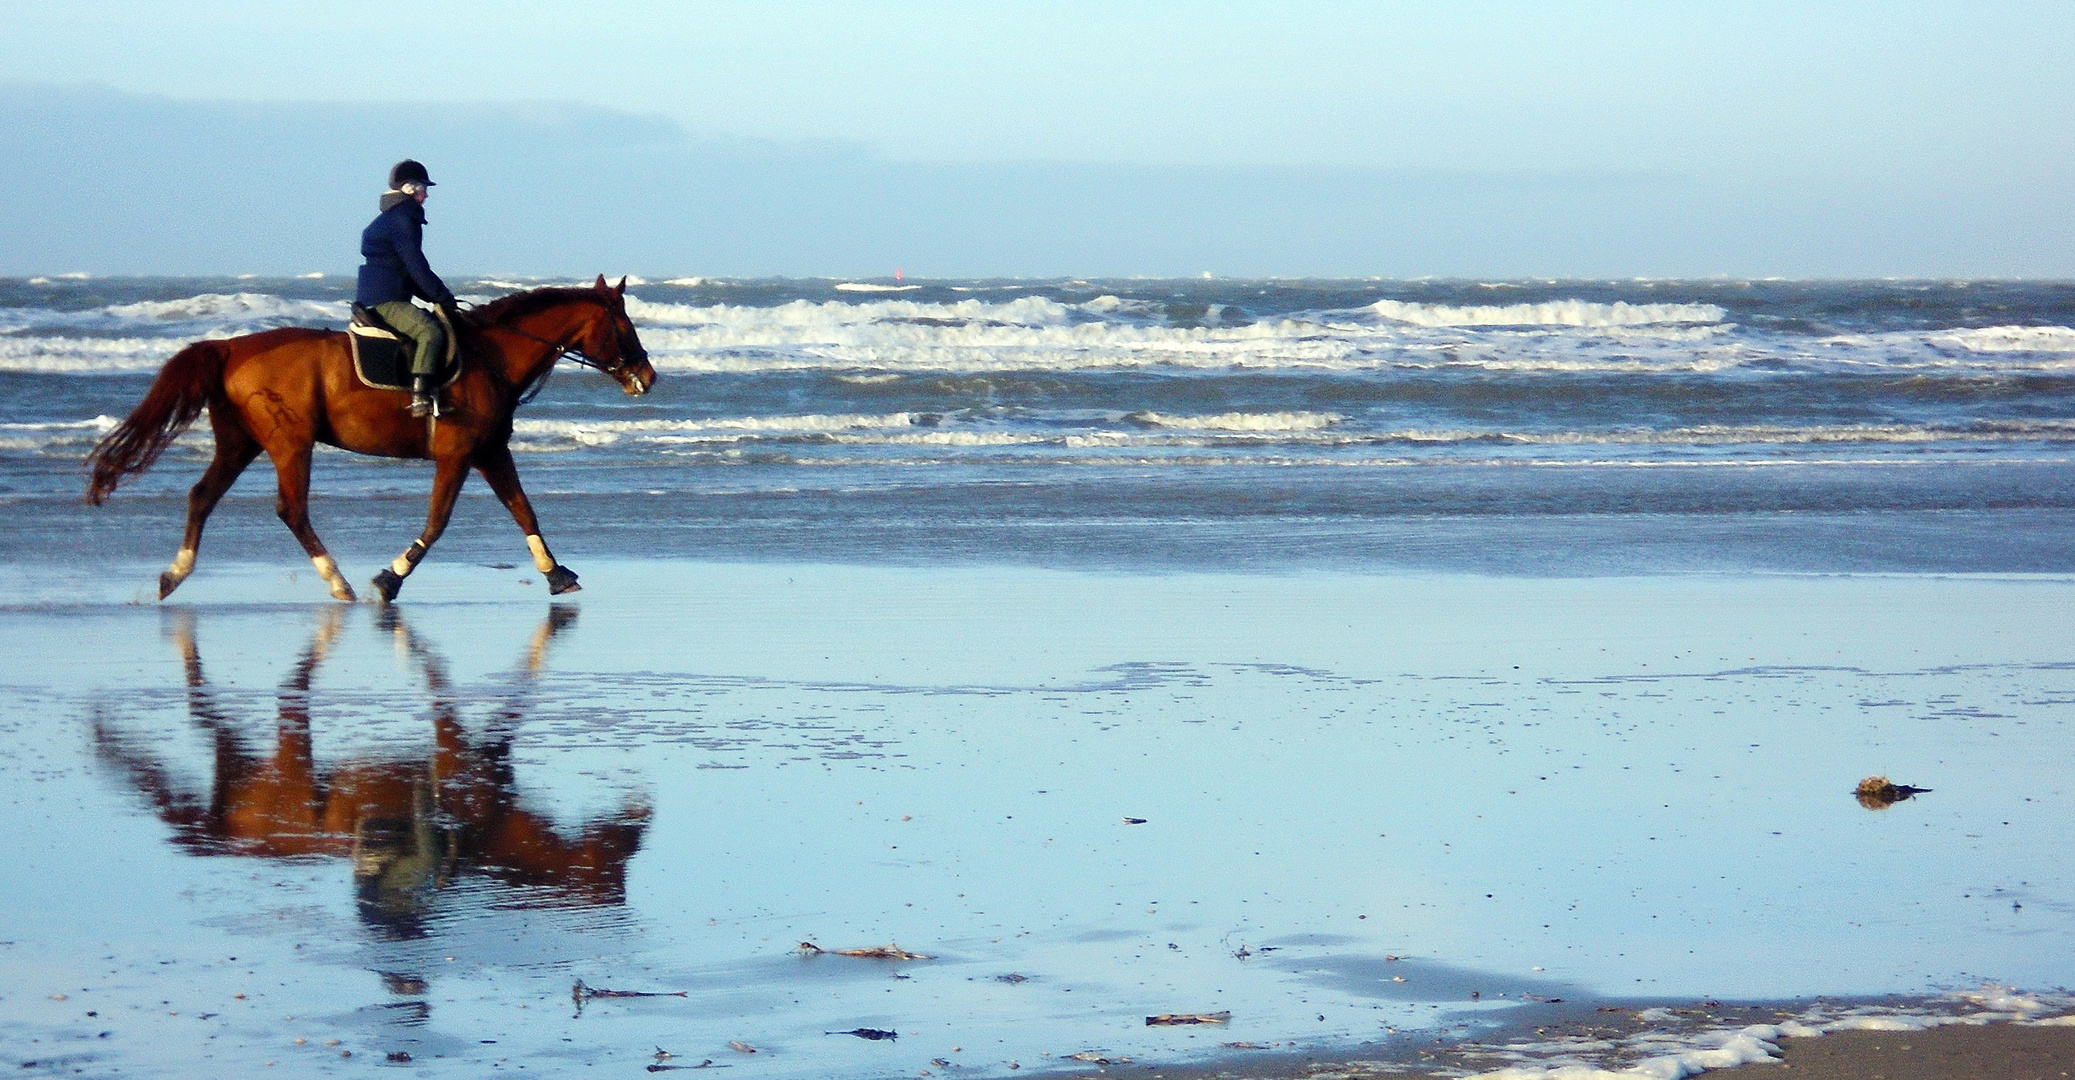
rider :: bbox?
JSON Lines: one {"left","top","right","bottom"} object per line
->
{"left": 357, "top": 159, "right": 460, "bottom": 417}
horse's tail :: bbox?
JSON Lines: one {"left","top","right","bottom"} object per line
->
{"left": 86, "top": 340, "right": 228, "bottom": 505}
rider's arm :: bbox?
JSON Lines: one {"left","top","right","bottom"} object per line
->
{"left": 392, "top": 213, "right": 457, "bottom": 308}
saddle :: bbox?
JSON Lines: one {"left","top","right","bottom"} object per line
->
{"left": 347, "top": 304, "right": 463, "bottom": 392}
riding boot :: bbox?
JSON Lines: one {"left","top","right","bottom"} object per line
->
{"left": 409, "top": 376, "right": 434, "bottom": 418}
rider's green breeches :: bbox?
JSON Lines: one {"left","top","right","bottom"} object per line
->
{"left": 374, "top": 301, "right": 445, "bottom": 378}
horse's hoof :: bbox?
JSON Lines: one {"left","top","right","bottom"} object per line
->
{"left": 332, "top": 581, "right": 358, "bottom": 602}
{"left": 545, "top": 565, "right": 581, "bottom": 595}
{"left": 158, "top": 572, "right": 180, "bottom": 600}
{"left": 370, "top": 568, "right": 402, "bottom": 604}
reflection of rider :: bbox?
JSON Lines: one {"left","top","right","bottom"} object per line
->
{"left": 358, "top": 159, "right": 460, "bottom": 418}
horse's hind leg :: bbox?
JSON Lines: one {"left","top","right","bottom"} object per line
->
{"left": 270, "top": 445, "right": 356, "bottom": 601}
{"left": 159, "top": 425, "right": 261, "bottom": 599}
{"left": 472, "top": 442, "right": 579, "bottom": 595}
{"left": 369, "top": 454, "right": 470, "bottom": 603}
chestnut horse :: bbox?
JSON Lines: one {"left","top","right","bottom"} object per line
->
{"left": 86, "top": 276, "right": 655, "bottom": 602}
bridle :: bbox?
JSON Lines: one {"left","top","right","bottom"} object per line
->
{"left": 465, "top": 301, "right": 645, "bottom": 404}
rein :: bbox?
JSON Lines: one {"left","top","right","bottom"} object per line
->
{"left": 469, "top": 308, "right": 625, "bottom": 405}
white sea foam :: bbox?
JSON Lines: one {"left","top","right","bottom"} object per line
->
{"left": 1466, "top": 988, "right": 2075, "bottom": 1080}
{"left": 0, "top": 293, "right": 348, "bottom": 342}
{"left": 509, "top": 412, "right": 926, "bottom": 448}
{"left": 625, "top": 294, "right": 1083, "bottom": 329}
{"left": 100, "top": 292, "right": 349, "bottom": 325}
{"left": 4, "top": 290, "right": 2070, "bottom": 383}
{"left": 834, "top": 283, "right": 922, "bottom": 293}
{"left": 0, "top": 337, "right": 185, "bottom": 373}
{"left": 1370, "top": 299, "right": 1725, "bottom": 327}
{"left": 0, "top": 416, "right": 122, "bottom": 451}
{"left": 1929, "top": 325, "right": 2075, "bottom": 353}
{"left": 482, "top": 413, "right": 2075, "bottom": 459}
{"left": 1124, "top": 410, "right": 1341, "bottom": 432}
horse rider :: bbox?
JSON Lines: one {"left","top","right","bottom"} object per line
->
{"left": 358, "top": 159, "right": 460, "bottom": 417}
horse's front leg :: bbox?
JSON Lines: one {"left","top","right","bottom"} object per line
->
{"left": 370, "top": 454, "right": 471, "bottom": 604}
{"left": 473, "top": 441, "right": 579, "bottom": 595}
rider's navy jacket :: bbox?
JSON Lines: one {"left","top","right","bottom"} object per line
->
{"left": 356, "top": 200, "right": 455, "bottom": 308}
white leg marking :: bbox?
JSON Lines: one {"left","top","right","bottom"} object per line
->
{"left": 166, "top": 547, "right": 197, "bottom": 581}
{"left": 525, "top": 534, "right": 556, "bottom": 573}
{"left": 391, "top": 554, "right": 416, "bottom": 577}
{"left": 311, "top": 554, "right": 354, "bottom": 600}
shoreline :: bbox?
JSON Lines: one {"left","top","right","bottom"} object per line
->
{"left": 1089, "top": 992, "right": 2075, "bottom": 1080}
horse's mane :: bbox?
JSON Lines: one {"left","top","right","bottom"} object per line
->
{"left": 466, "top": 287, "right": 605, "bottom": 327}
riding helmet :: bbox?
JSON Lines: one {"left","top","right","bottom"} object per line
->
{"left": 388, "top": 159, "right": 436, "bottom": 189}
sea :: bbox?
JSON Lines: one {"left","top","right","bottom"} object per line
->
{"left": 3, "top": 274, "right": 2074, "bottom": 575}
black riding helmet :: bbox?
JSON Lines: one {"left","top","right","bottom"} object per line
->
{"left": 388, "top": 159, "right": 436, "bottom": 189}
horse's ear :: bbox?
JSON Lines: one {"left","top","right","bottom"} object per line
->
{"left": 615, "top": 277, "right": 628, "bottom": 297}
{"left": 593, "top": 274, "right": 610, "bottom": 293}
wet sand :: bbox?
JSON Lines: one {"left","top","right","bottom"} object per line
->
{"left": 1758, "top": 1023, "right": 2075, "bottom": 1080}
{"left": 1123, "top": 1012, "right": 2075, "bottom": 1079}
{"left": 2, "top": 560, "right": 2073, "bottom": 1078}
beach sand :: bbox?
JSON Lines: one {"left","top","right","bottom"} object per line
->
{"left": 1758, "top": 1023, "right": 2075, "bottom": 1080}
{"left": 2, "top": 560, "right": 2071, "bottom": 1078}
{"left": 1121, "top": 1012, "right": 2075, "bottom": 1079}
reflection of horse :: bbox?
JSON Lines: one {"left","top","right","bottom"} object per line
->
{"left": 85, "top": 277, "right": 656, "bottom": 603}
{"left": 91, "top": 607, "right": 649, "bottom": 940}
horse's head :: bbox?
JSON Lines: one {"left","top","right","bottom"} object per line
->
{"left": 582, "top": 275, "right": 655, "bottom": 396}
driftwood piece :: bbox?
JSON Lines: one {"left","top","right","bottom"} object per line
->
{"left": 797, "top": 941, "right": 932, "bottom": 961}
{"left": 571, "top": 978, "right": 687, "bottom": 1015}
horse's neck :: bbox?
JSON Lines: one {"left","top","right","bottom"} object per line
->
{"left": 500, "top": 304, "right": 594, "bottom": 384}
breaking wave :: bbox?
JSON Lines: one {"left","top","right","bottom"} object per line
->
{"left": 1369, "top": 299, "right": 1725, "bottom": 327}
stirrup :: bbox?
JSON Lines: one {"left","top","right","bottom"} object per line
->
{"left": 408, "top": 377, "right": 433, "bottom": 418}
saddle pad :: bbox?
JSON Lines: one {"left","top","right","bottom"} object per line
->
{"left": 348, "top": 309, "right": 462, "bottom": 392}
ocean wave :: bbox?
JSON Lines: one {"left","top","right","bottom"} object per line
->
{"left": 0, "top": 414, "right": 209, "bottom": 455}
{"left": 625, "top": 294, "right": 1085, "bottom": 329}
{"left": 9, "top": 407, "right": 2070, "bottom": 460}
{"left": 1123, "top": 410, "right": 1341, "bottom": 432}
{"left": 0, "top": 292, "right": 349, "bottom": 341}
{"left": 3, "top": 290, "right": 2072, "bottom": 385}
{"left": 0, "top": 337, "right": 185, "bottom": 373}
{"left": 510, "top": 412, "right": 927, "bottom": 446}
{"left": 100, "top": 293, "right": 347, "bottom": 324}
{"left": 1369, "top": 298, "right": 1725, "bottom": 327}
{"left": 1928, "top": 325, "right": 2075, "bottom": 353}
{"left": 485, "top": 414, "right": 2075, "bottom": 456}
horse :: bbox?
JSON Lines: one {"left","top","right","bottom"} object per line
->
{"left": 85, "top": 275, "right": 655, "bottom": 603}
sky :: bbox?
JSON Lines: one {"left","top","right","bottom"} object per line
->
{"left": 3, "top": 1, "right": 2071, "bottom": 277}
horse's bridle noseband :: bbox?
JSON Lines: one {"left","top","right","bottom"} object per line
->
{"left": 487, "top": 319, "right": 633, "bottom": 377}
{"left": 465, "top": 302, "right": 646, "bottom": 402}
